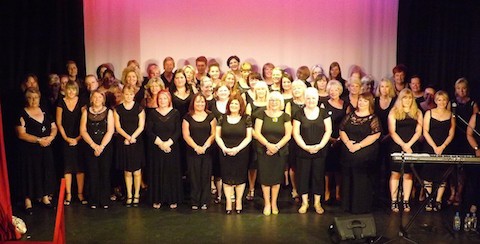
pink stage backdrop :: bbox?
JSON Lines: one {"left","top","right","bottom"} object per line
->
{"left": 84, "top": 0, "right": 398, "bottom": 81}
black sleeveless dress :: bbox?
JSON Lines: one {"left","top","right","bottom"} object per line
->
{"left": 422, "top": 111, "right": 452, "bottom": 182}
{"left": 390, "top": 116, "right": 419, "bottom": 173}
{"left": 57, "top": 98, "right": 86, "bottom": 173}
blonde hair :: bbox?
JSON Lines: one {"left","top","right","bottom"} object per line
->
{"left": 254, "top": 81, "right": 269, "bottom": 101}
{"left": 375, "top": 78, "right": 396, "bottom": 98}
{"left": 391, "top": 88, "right": 420, "bottom": 120}
{"left": 266, "top": 91, "right": 285, "bottom": 111}
{"left": 121, "top": 66, "right": 142, "bottom": 87}
{"left": 327, "top": 80, "right": 343, "bottom": 95}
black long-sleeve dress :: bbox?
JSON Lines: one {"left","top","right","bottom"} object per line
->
{"left": 146, "top": 108, "right": 183, "bottom": 205}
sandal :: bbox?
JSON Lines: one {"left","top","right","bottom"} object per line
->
{"left": 78, "top": 193, "right": 88, "bottom": 205}
{"left": 133, "top": 196, "right": 140, "bottom": 207}
{"left": 314, "top": 203, "right": 325, "bottom": 214}
{"left": 246, "top": 189, "right": 254, "bottom": 201}
{"left": 425, "top": 201, "right": 433, "bottom": 212}
{"left": 391, "top": 201, "right": 399, "bottom": 213}
{"left": 125, "top": 197, "right": 133, "bottom": 207}
{"left": 64, "top": 193, "right": 71, "bottom": 206}
{"left": 403, "top": 201, "right": 411, "bottom": 213}
{"left": 433, "top": 201, "right": 442, "bottom": 212}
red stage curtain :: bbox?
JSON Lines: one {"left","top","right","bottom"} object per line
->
{"left": 0, "top": 102, "right": 17, "bottom": 240}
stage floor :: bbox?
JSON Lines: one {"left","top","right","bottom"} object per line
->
{"left": 12, "top": 187, "right": 480, "bottom": 243}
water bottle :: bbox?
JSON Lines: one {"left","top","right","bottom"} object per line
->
{"left": 453, "top": 212, "right": 461, "bottom": 231}
{"left": 464, "top": 213, "right": 471, "bottom": 231}
{"left": 472, "top": 213, "right": 477, "bottom": 231}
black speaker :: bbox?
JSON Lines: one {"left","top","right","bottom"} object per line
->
{"left": 329, "top": 214, "right": 377, "bottom": 243}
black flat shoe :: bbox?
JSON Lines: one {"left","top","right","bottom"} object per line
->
{"left": 133, "top": 197, "right": 140, "bottom": 207}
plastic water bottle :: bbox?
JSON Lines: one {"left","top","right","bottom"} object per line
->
{"left": 464, "top": 213, "right": 471, "bottom": 231}
{"left": 453, "top": 212, "right": 461, "bottom": 231}
{"left": 472, "top": 213, "right": 477, "bottom": 231}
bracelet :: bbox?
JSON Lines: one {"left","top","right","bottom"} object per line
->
{"left": 358, "top": 143, "right": 363, "bottom": 148}
{"left": 274, "top": 145, "right": 280, "bottom": 150}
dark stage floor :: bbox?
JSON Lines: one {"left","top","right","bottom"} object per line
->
{"left": 11, "top": 188, "right": 480, "bottom": 244}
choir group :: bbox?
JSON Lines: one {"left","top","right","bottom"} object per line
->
{"left": 14, "top": 56, "right": 480, "bottom": 217}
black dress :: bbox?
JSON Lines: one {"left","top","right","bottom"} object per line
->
{"left": 451, "top": 99, "right": 476, "bottom": 154}
{"left": 57, "top": 98, "right": 86, "bottom": 173}
{"left": 422, "top": 111, "right": 453, "bottom": 182}
{"left": 248, "top": 102, "right": 267, "bottom": 170}
{"left": 218, "top": 115, "right": 252, "bottom": 185}
{"left": 172, "top": 92, "right": 193, "bottom": 174}
{"left": 340, "top": 112, "right": 381, "bottom": 214}
{"left": 85, "top": 108, "right": 113, "bottom": 207}
{"left": 256, "top": 111, "right": 291, "bottom": 186}
{"left": 210, "top": 101, "right": 226, "bottom": 178}
{"left": 324, "top": 100, "right": 348, "bottom": 172}
{"left": 146, "top": 108, "right": 183, "bottom": 205}
{"left": 17, "top": 109, "right": 56, "bottom": 199}
{"left": 390, "top": 115, "right": 420, "bottom": 173}
{"left": 115, "top": 102, "right": 145, "bottom": 172}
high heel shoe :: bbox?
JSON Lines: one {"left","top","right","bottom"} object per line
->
{"left": 64, "top": 193, "right": 71, "bottom": 206}
{"left": 125, "top": 197, "right": 133, "bottom": 207}
{"left": 226, "top": 210, "right": 232, "bottom": 215}
{"left": 298, "top": 203, "right": 309, "bottom": 214}
{"left": 403, "top": 201, "right": 411, "bottom": 213}
{"left": 236, "top": 209, "right": 242, "bottom": 214}
{"left": 391, "top": 201, "right": 399, "bottom": 213}
{"left": 133, "top": 197, "right": 140, "bottom": 207}
{"left": 78, "top": 193, "right": 88, "bottom": 205}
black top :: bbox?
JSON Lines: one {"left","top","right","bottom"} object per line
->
{"left": 211, "top": 101, "right": 226, "bottom": 120}
{"left": 57, "top": 97, "right": 86, "bottom": 138}
{"left": 293, "top": 108, "right": 330, "bottom": 158}
{"left": 390, "top": 115, "right": 419, "bottom": 153}
{"left": 86, "top": 108, "right": 109, "bottom": 144}
{"left": 172, "top": 92, "right": 193, "bottom": 118}
{"left": 340, "top": 112, "right": 381, "bottom": 162}
{"left": 374, "top": 97, "right": 396, "bottom": 136}
{"left": 115, "top": 102, "right": 143, "bottom": 135}
{"left": 424, "top": 110, "right": 452, "bottom": 154}
{"left": 146, "top": 108, "right": 181, "bottom": 143}
{"left": 256, "top": 111, "right": 291, "bottom": 155}
{"left": 17, "top": 108, "right": 53, "bottom": 138}
{"left": 183, "top": 112, "right": 216, "bottom": 155}
{"left": 218, "top": 115, "right": 252, "bottom": 148}
{"left": 324, "top": 100, "right": 348, "bottom": 138}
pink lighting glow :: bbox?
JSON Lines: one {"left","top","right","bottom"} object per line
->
{"left": 84, "top": 0, "right": 398, "bottom": 80}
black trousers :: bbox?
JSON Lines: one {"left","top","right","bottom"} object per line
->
{"left": 296, "top": 156, "right": 326, "bottom": 195}
{"left": 342, "top": 162, "right": 373, "bottom": 214}
{"left": 187, "top": 154, "right": 212, "bottom": 206}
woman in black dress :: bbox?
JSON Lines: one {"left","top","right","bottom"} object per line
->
{"left": 16, "top": 88, "right": 57, "bottom": 213}
{"left": 293, "top": 88, "right": 332, "bottom": 214}
{"left": 114, "top": 85, "right": 146, "bottom": 207}
{"left": 56, "top": 81, "right": 87, "bottom": 206}
{"left": 210, "top": 83, "right": 231, "bottom": 203}
{"left": 422, "top": 91, "right": 455, "bottom": 211}
{"left": 245, "top": 81, "right": 269, "bottom": 201}
{"left": 80, "top": 91, "right": 115, "bottom": 209}
{"left": 324, "top": 80, "right": 348, "bottom": 204}
{"left": 215, "top": 94, "right": 252, "bottom": 214}
{"left": 388, "top": 88, "right": 423, "bottom": 213}
{"left": 447, "top": 78, "right": 478, "bottom": 206}
{"left": 146, "top": 90, "right": 183, "bottom": 209}
{"left": 255, "top": 91, "right": 292, "bottom": 215}
{"left": 339, "top": 92, "right": 381, "bottom": 214}
{"left": 172, "top": 69, "right": 194, "bottom": 177}
{"left": 182, "top": 94, "right": 216, "bottom": 210}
